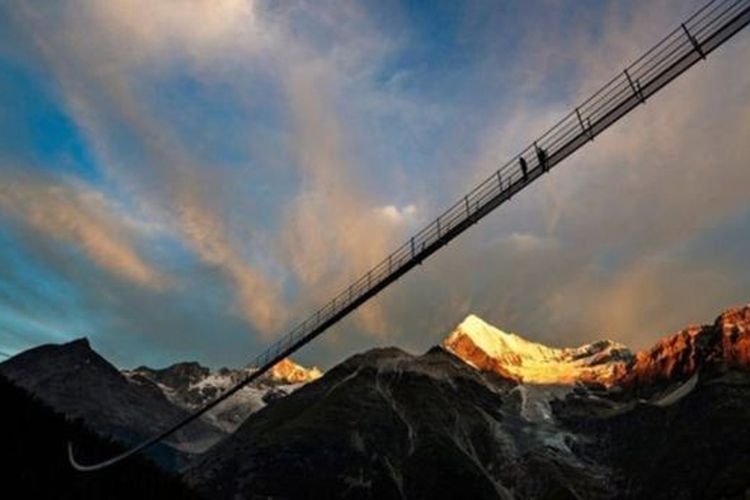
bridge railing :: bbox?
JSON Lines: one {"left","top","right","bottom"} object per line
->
{"left": 248, "top": 0, "right": 749, "bottom": 372}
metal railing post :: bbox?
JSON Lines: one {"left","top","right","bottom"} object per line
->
{"left": 576, "top": 107, "right": 594, "bottom": 142}
{"left": 624, "top": 68, "right": 646, "bottom": 104}
{"left": 682, "top": 23, "right": 706, "bottom": 59}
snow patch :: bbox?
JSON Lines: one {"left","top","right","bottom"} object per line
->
{"left": 511, "top": 384, "right": 572, "bottom": 423}
{"left": 652, "top": 373, "right": 699, "bottom": 407}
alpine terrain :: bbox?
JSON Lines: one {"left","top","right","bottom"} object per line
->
{"left": 185, "top": 304, "right": 750, "bottom": 499}
{"left": 0, "top": 339, "right": 321, "bottom": 470}
{"left": 2, "top": 304, "right": 749, "bottom": 499}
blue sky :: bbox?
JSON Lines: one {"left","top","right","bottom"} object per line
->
{"left": 1, "top": 0, "right": 749, "bottom": 370}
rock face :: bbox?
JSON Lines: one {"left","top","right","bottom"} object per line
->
{"left": 187, "top": 304, "right": 750, "bottom": 499}
{"left": 0, "top": 338, "right": 225, "bottom": 470}
{"left": 625, "top": 305, "right": 750, "bottom": 394}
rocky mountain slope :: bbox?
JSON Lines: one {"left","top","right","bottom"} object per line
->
{"left": 186, "top": 304, "right": 750, "bottom": 499}
{"left": 0, "top": 338, "right": 321, "bottom": 468}
{"left": 0, "top": 338, "right": 224, "bottom": 469}
{"left": 0, "top": 373, "right": 202, "bottom": 499}
{"left": 624, "top": 305, "right": 750, "bottom": 395}
{"left": 125, "top": 358, "right": 321, "bottom": 432}
{"left": 186, "top": 346, "right": 609, "bottom": 499}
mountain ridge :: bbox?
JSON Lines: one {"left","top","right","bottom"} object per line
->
{"left": 0, "top": 337, "right": 225, "bottom": 470}
{"left": 186, "top": 303, "right": 750, "bottom": 499}
{"left": 124, "top": 356, "right": 322, "bottom": 432}
{"left": 443, "top": 305, "right": 750, "bottom": 393}
{"left": 0, "top": 337, "right": 323, "bottom": 468}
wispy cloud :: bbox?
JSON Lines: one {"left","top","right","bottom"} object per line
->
{"left": 2, "top": 0, "right": 748, "bottom": 368}
{"left": 0, "top": 173, "right": 165, "bottom": 288}
{"left": 15, "top": 0, "right": 288, "bottom": 336}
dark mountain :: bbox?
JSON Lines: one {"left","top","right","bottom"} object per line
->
{"left": 0, "top": 338, "right": 225, "bottom": 470}
{"left": 186, "top": 304, "right": 750, "bottom": 500}
{"left": 556, "top": 368, "right": 750, "bottom": 499}
{"left": 184, "top": 347, "right": 612, "bottom": 499}
{"left": 0, "top": 373, "right": 201, "bottom": 499}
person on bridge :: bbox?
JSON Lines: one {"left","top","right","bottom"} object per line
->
{"left": 536, "top": 145, "right": 548, "bottom": 171}
{"left": 519, "top": 156, "right": 528, "bottom": 180}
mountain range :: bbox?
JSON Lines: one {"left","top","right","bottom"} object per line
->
{"left": 2, "top": 303, "right": 749, "bottom": 499}
{"left": 0, "top": 338, "right": 321, "bottom": 469}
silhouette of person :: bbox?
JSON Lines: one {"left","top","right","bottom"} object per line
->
{"left": 519, "top": 156, "right": 528, "bottom": 180}
{"left": 536, "top": 145, "right": 548, "bottom": 171}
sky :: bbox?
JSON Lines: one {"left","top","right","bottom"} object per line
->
{"left": 0, "top": 0, "right": 749, "bottom": 370}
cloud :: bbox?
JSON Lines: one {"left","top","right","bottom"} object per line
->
{"left": 65, "top": 0, "right": 266, "bottom": 67}
{"left": 14, "top": 0, "right": 289, "bottom": 337}
{"left": 175, "top": 188, "right": 286, "bottom": 335}
{"left": 3, "top": 0, "right": 749, "bottom": 369}
{"left": 544, "top": 254, "right": 748, "bottom": 350}
{"left": 279, "top": 57, "right": 408, "bottom": 337}
{"left": 0, "top": 173, "right": 166, "bottom": 289}
{"left": 376, "top": 204, "right": 418, "bottom": 224}
{"left": 305, "top": 0, "right": 750, "bottom": 360}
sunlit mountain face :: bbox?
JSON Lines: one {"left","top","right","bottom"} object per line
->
{"left": 626, "top": 305, "right": 750, "bottom": 391}
{"left": 442, "top": 305, "right": 750, "bottom": 392}
{"left": 442, "top": 314, "right": 633, "bottom": 386}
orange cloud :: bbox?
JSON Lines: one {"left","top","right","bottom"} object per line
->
{"left": 174, "top": 182, "right": 286, "bottom": 335}
{"left": 280, "top": 61, "right": 412, "bottom": 338}
{"left": 0, "top": 175, "right": 166, "bottom": 289}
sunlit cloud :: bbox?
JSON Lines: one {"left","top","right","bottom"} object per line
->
{"left": 279, "top": 58, "right": 408, "bottom": 337}
{"left": 1, "top": 0, "right": 748, "bottom": 369}
{"left": 67, "top": 0, "right": 265, "bottom": 65}
{"left": 0, "top": 173, "right": 166, "bottom": 289}
{"left": 376, "top": 204, "right": 417, "bottom": 224}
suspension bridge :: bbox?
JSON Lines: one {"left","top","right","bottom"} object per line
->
{"left": 69, "top": 0, "right": 750, "bottom": 471}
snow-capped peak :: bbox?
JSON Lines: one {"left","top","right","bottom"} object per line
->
{"left": 269, "top": 358, "right": 323, "bottom": 384}
{"left": 442, "top": 314, "right": 632, "bottom": 385}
